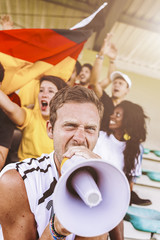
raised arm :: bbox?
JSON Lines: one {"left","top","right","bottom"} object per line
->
{"left": 0, "top": 15, "right": 13, "bottom": 30}
{"left": 99, "top": 33, "right": 117, "bottom": 90}
{"left": 0, "top": 90, "right": 26, "bottom": 126}
{"left": 90, "top": 33, "right": 117, "bottom": 98}
{"left": 0, "top": 146, "right": 9, "bottom": 170}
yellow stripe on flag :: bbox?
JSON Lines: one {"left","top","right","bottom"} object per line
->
{"left": 1, "top": 52, "right": 75, "bottom": 95}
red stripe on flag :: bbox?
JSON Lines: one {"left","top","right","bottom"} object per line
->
{"left": 0, "top": 29, "right": 86, "bottom": 64}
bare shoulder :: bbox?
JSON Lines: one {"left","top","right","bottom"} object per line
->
{"left": 0, "top": 169, "right": 27, "bottom": 219}
{"left": 0, "top": 169, "right": 25, "bottom": 193}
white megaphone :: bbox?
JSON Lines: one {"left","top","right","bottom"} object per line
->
{"left": 53, "top": 155, "right": 130, "bottom": 237}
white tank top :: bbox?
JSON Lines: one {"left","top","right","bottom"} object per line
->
{"left": 93, "top": 131, "right": 142, "bottom": 177}
{"left": 0, "top": 152, "right": 75, "bottom": 239}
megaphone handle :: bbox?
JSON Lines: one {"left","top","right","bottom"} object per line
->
{"left": 61, "top": 158, "right": 68, "bottom": 170}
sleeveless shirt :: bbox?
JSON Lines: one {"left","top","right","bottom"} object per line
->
{"left": 0, "top": 152, "right": 75, "bottom": 239}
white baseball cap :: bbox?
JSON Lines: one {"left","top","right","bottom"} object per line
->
{"left": 110, "top": 71, "right": 132, "bottom": 88}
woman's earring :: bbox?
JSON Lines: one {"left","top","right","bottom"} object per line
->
{"left": 123, "top": 133, "right": 131, "bottom": 141}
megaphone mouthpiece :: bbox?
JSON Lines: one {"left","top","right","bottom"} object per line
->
{"left": 70, "top": 168, "right": 102, "bottom": 208}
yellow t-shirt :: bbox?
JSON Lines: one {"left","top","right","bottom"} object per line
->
{"left": 18, "top": 79, "right": 39, "bottom": 107}
{"left": 18, "top": 107, "right": 53, "bottom": 161}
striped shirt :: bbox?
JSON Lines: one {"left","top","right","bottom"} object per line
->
{"left": 0, "top": 152, "right": 75, "bottom": 239}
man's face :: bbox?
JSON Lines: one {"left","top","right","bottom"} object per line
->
{"left": 112, "top": 78, "right": 129, "bottom": 99}
{"left": 38, "top": 80, "right": 58, "bottom": 118}
{"left": 52, "top": 102, "right": 100, "bottom": 163}
{"left": 78, "top": 66, "right": 91, "bottom": 86}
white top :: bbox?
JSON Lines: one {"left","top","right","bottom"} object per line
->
{"left": 93, "top": 131, "right": 142, "bottom": 177}
{"left": 0, "top": 152, "right": 75, "bottom": 240}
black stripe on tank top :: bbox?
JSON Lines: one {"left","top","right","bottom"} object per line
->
{"left": 38, "top": 177, "right": 57, "bottom": 205}
{"left": 16, "top": 156, "right": 51, "bottom": 180}
{"left": 22, "top": 164, "right": 52, "bottom": 180}
{"left": 16, "top": 155, "right": 50, "bottom": 167}
{"left": 16, "top": 157, "right": 37, "bottom": 169}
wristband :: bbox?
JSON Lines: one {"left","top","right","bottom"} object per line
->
{"left": 96, "top": 54, "right": 104, "bottom": 60}
{"left": 49, "top": 214, "right": 66, "bottom": 239}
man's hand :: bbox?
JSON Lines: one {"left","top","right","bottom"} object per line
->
{"left": 63, "top": 146, "right": 101, "bottom": 160}
{"left": 40, "top": 215, "right": 71, "bottom": 240}
{"left": 54, "top": 214, "right": 71, "bottom": 236}
{"left": 99, "top": 33, "right": 117, "bottom": 61}
{"left": 0, "top": 15, "right": 13, "bottom": 30}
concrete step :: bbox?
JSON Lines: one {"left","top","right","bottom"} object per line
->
{"left": 124, "top": 220, "right": 152, "bottom": 240}
{"left": 124, "top": 184, "right": 160, "bottom": 240}
{"left": 142, "top": 157, "right": 160, "bottom": 171}
{"left": 136, "top": 175, "right": 160, "bottom": 189}
{"left": 135, "top": 156, "right": 160, "bottom": 188}
{"left": 133, "top": 184, "right": 160, "bottom": 212}
{"left": 143, "top": 152, "right": 160, "bottom": 162}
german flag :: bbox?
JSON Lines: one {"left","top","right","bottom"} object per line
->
{"left": 0, "top": 3, "right": 107, "bottom": 95}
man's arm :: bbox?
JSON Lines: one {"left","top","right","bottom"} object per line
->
{"left": 0, "top": 90, "right": 26, "bottom": 126}
{"left": 0, "top": 146, "right": 9, "bottom": 170}
{"left": 40, "top": 218, "right": 123, "bottom": 240}
{"left": 67, "top": 70, "right": 77, "bottom": 87}
{"left": 99, "top": 33, "right": 117, "bottom": 90}
{"left": 40, "top": 220, "right": 108, "bottom": 240}
{"left": 109, "top": 221, "right": 124, "bottom": 240}
{"left": 0, "top": 169, "right": 37, "bottom": 240}
{"left": 90, "top": 33, "right": 117, "bottom": 98}
{"left": 40, "top": 215, "right": 71, "bottom": 240}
